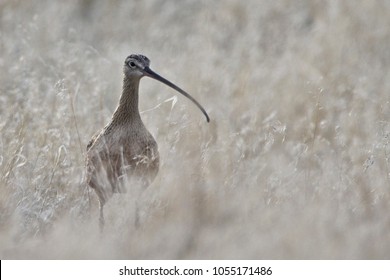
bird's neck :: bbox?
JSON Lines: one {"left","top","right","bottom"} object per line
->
{"left": 110, "top": 76, "right": 143, "bottom": 126}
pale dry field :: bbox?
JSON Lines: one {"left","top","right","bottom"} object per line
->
{"left": 1, "top": 0, "right": 390, "bottom": 259}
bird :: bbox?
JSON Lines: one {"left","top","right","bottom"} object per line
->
{"left": 85, "top": 54, "right": 210, "bottom": 230}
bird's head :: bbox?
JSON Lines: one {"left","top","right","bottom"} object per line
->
{"left": 123, "top": 54, "right": 210, "bottom": 122}
{"left": 124, "top": 54, "right": 151, "bottom": 78}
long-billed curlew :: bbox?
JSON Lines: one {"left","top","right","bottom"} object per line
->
{"left": 86, "top": 54, "right": 209, "bottom": 230}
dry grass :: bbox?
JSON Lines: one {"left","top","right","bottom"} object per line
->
{"left": 1, "top": 0, "right": 390, "bottom": 259}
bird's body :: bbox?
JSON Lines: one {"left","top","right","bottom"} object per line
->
{"left": 86, "top": 54, "right": 209, "bottom": 229}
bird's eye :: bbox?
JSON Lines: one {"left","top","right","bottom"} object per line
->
{"left": 129, "top": 62, "right": 136, "bottom": 68}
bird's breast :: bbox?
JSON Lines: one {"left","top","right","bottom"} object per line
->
{"left": 88, "top": 125, "right": 159, "bottom": 181}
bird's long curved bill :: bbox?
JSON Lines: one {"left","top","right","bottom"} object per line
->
{"left": 143, "top": 66, "right": 210, "bottom": 123}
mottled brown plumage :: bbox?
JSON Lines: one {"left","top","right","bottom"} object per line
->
{"left": 86, "top": 54, "right": 209, "bottom": 230}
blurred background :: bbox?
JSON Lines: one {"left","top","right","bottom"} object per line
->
{"left": 1, "top": 0, "right": 390, "bottom": 259}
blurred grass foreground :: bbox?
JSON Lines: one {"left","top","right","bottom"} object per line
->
{"left": 1, "top": 0, "right": 390, "bottom": 259}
